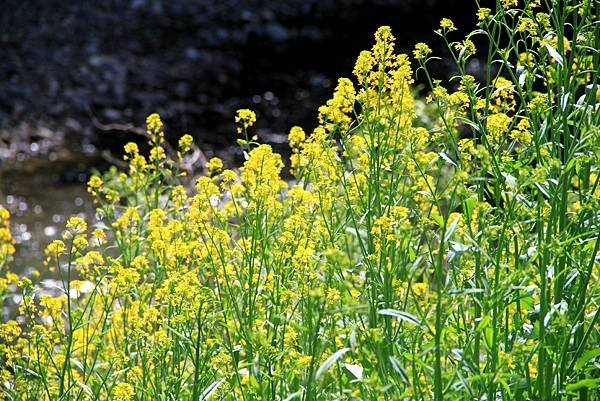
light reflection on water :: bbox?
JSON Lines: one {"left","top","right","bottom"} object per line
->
{"left": 1, "top": 157, "right": 97, "bottom": 277}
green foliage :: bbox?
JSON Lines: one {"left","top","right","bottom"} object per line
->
{"left": 1, "top": 1, "right": 599, "bottom": 400}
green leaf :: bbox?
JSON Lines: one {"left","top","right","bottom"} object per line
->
{"left": 77, "top": 381, "right": 94, "bottom": 398}
{"left": 575, "top": 349, "right": 600, "bottom": 371}
{"left": 344, "top": 363, "right": 363, "bottom": 380}
{"left": 545, "top": 44, "right": 564, "bottom": 66}
{"left": 389, "top": 356, "right": 410, "bottom": 384}
{"left": 476, "top": 315, "right": 491, "bottom": 331}
{"left": 316, "top": 348, "right": 350, "bottom": 380}
{"left": 379, "top": 309, "right": 423, "bottom": 327}
{"left": 566, "top": 378, "right": 600, "bottom": 392}
{"left": 200, "top": 377, "right": 226, "bottom": 400}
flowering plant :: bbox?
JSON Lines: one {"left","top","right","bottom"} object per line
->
{"left": 1, "top": 1, "right": 599, "bottom": 400}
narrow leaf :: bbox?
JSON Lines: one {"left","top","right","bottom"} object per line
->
{"left": 575, "top": 349, "right": 600, "bottom": 371}
{"left": 315, "top": 348, "right": 350, "bottom": 380}
{"left": 566, "top": 378, "right": 600, "bottom": 392}
{"left": 379, "top": 309, "right": 422, "bottom": 326}
{"left": 344, "top": 363, "right": 363, "bottom": 380}
{"left": 199, "top": 378, "right": 226, "bottom": 401}
{"left": 545, "top": 44, "right": 563, "bottom": 66}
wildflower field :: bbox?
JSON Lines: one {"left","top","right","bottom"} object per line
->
{"left": 1, "top": 1, "right": 599, "bottom": 400}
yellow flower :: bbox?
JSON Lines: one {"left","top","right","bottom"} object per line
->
{"left": 87, "top": 176, "right": 103, "bottom": 195}
{"left": 510, "top": 118, "right": 533, "bottom": 144}
{"left": 413, "top": 42, "right": 432, "bottom": 60}
{"left": 113, "top": 382, "right": 135, "bottom": 401}
{"left": 149, "top": 146, "right": 166, "bottom": 162}
{"left": 486, "top": 113, "right": 513, "bottom": 142}
{"left": 66, "top": 217, "right": 87, "bottom": 234}
{"left": 178, "top": 134, "right": 194, "bottom": 152}
{"left": 454, "top": 39, "right": 476, "bottom": 59}
{"left": 439, "top": 18, "right": 457, "bottom": 32}
{"left": 235, "top": 109, "right": 257, "bottom": 134}
{"left": 353, "top": 50, "right": 374, "bottom": 81}
{"left": 288, "top": 126, "right": 306, "bottom": 148}
{"left": 45, "top": 240, "right": 66, "bottom": 258}
{"left": 373, "top": 26, "right": 395, "bottom": 63}
{"left": 206, "top": 157, "right": 224, "bottom": 173}
{"left": 123, "top": 142, "right": 139, "bottom": 156}
{"left": 501, "top": 0, "right": 518, "bottom": 9}
{"left": 92, "top": 228, "right": 106, "bottom": 245}
{"left": 318, "top": 78, "right": 356, "bottom": 132}
{"left": 477, "top": 7, "right": 491, "bottom": 21}
{"left": 146, "top": 113, "right": 163, "bottom": 134}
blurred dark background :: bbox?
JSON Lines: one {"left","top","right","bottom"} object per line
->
{"left": 0, "top": 0, "right": 480, "bottom": 271}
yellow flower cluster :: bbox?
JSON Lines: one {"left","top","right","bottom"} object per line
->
{"left": 413, "top": 42, "right": 432, "bottom": 60}
{"left": 235, "top": 108, "right": 257, "bottom": 134}
{"left": 2, "top": 9, "right": 600, "bottom": 401}
{"left": 0, "top": 207, "right": 15, "bottom": 265}
{"left": 318, "top": 78, "right": 356, "bottom": 132}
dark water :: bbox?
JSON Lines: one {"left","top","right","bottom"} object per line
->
{"left": 0, "top": 152, "right": 98, "bottom": 275}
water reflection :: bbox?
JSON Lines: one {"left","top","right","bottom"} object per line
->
{"left": 1, "top": 153, "right": 97, "bottom": 276}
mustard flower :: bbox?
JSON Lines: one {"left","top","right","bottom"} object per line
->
{"left": 146, "top": 113, "right": 163, "bottom": 134}
{"left": 123, "top": 142, "right": 139, "bottom": 156}
{"left": 413, "top": 42, "right": 432, "bottom": 60}
{"left": 288, "top": 126, "right": 306, "bottom": 148}
{"left": 510, "top": 118, "right": 533, "bottom": 144}
{"left": 235, "top": 109, "right": 257, "bottom": 134}
{"left": 113, "top": 383, "right": 135, "bottom": 401}
{"left": 149, "top": 146, "right": 166, "bottom": 162}
{"left": 517, "top": 17, "right": 536, "bottom": 34}
{"left": 92, "top": 228, "right": 106, "bottom": 245}
{"left": 454, "top": 39, "right": 476, "bottom": 59}
{"left": 0, "top": 207, "right": 9, "bottom": 223}
{"left": 73, "top": 235, "right": 88, "bottom": 251}
{"left": 66, "top": 216, "right": 87, "bottom": 234}
{"left": 87, "top": 175, "right": 103, "bottom": 195}
{"left": 352, "top": 50, "right": 374, "bottom": 81}
{"left": 535, "top": 12, "right": 551, "bottom": 30}
{"left": 318, "top": 78, "right": 356, "bottom": 132}
{"left": 492, "top": 76, "right": 516, "bottom": 112}
{"left": 477, "top": 7, "right": 491, "bottom": 21}
{"left": 486, "top": 113, "right": 513, "bottom": 142}
{"left": 501, "top": 0, "right": 518, "bottom": 9}
{"left": 206, "top": 157, "right": 224, "bottom": 173}
{"left": 439, "top": 18, "right": 457, "bottom": 32}
{"left": 45, "top": 239, "right": 66, "bottom": 257}
{"left": 373, "top": 26, "right": 395, "bottom": 63}
{"left": 178, "top": 134, "right": 194, "bottom": 152}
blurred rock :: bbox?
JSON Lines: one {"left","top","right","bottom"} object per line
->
{"left": 1, "top": 0, "right": 477, "bottom": 158}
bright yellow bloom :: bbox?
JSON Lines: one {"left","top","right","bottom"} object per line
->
{"left": 440, "top": 18, "right": 457, "bottom": 32}
{"left": 178, "top": 134, "right": 194, "bottom": 152}
{"left": 206, "top": 157, "right": 224, "bottom": 173}
{"left": 146, "top": 113, "right": 163, "bottom": 134}
{"left": 45, "top": 240, "right": 66, "bottom": 257}
{"left": 123, "top": 142, "right": 139, "bottom": 156}
{"left": 66, "top": 216, "right": 87, "bottom": 234}
{"left": 477, "top": 7, "right": 491, "bottom": 21}
{"left": 113, "top": 383, "right": 135, "bottom": 401}
{"left": 501, "top": 0, "right": 518, "bottom": 9}
{"left": 87, "top": 176, "right": 103, "bottom": 195}
{"left": 413, "top": 42, "right": 432, "bottom": 60}
{"left": 235, "top": 109, "right": 257, "bottom": 134}
{"left": 288, "top": 126, "right": 306, "bottom": 148}
{"left": 353, "top": 50, "right": 374, "bottom": 81}
{"left": 486, "top": 113, "right": 513, "bottom": 142}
